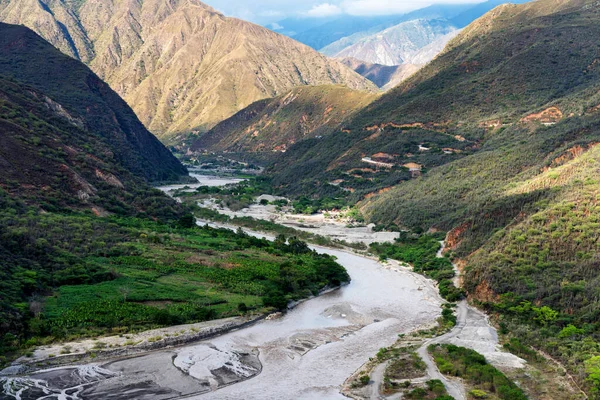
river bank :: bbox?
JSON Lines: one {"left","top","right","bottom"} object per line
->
{"left": 1, "top": 172, "right": 526, "bottom": 400}
{"left": 1, "top": 184, "right": 447, "bottom": 400}
{"left": 1, "top": 315, "right": 265, "bottom": 375}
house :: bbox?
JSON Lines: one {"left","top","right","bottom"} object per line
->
{"left": 403, "top": 162, "right": 423, "bottom": 178}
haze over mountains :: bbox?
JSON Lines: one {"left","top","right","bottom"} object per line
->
{"left": 0, "top": 0, "right": 375, "bottom": 142}
{"left": 273, "top": 0, "right": 531, "bottom": 89}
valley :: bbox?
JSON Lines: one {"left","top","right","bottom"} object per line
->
{"left": 3, "top": 171, "right": 573, "bottom": 399}
{"left": 2, "top": 0, "right": 600, "bottom": 398}
{"left": 0, "top": 176, "right": 445, "bottom": 399}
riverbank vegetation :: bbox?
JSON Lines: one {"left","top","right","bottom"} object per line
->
{"left": 0, "top": 190, "right": 348, "bottom": 366}
{"left": 429, "top": 344, "right": 528, "bottom": 400}
{"left": 369, "top": 233, "right": 464, "bottom": 302}
{"left": 194, "top": 207, "right": 368, "bottom": 251}
{"left": 175, "top": 176, "right": 356, "bottom": 215}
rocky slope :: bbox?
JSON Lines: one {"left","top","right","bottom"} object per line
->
{"left": 191, "top": 85, "right": 377, "bottom": 156}
{"left": 0, "top": 0, "right": 376, "bottom": 141}
{"left": 0, "top": 22, "right": 187, "bottom": 211}
{"left": 322, "top": 19, "right": 458, "bottom": 66}
{"left": 339, "top": 58, "right": 422, "bottom": 91}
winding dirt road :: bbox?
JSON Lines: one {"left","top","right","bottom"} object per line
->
{"left": 411, "top": 242, "right": 524, "bottom": 400}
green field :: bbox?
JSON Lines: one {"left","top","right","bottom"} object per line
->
{"left": 0, "top": 190, "right": 349, "bottom": 365}
{"left": 430, "top": 344, "right": 528, "bottom": 400}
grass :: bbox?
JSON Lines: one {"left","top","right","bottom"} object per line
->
{"left": 0, "top": 191, "right": 349, "bottom": 365}
{"left": 429, "top": 344, "right": 528, "bottom": 400}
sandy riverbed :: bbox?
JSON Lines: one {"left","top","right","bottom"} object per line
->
{"left": 201, "top": 197, "right": 400, "bottom": 246}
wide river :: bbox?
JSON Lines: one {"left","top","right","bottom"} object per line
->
{"left": 0, "top": 175, "right": 444, "bottom": 400}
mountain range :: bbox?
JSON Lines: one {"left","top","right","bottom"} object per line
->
{"left": 3, "top": 0, "right": 600, "bottom": 395}
{"left": 0, "top": 0, "right": 375, "bottom": 142}
{"left": 281, "top": 1, "right": 531, "bottom": 61}
{"left": 238, "top": 0, "right": 600, "bottom": 389}
{"left": 339, "top": 58, "right": 422, "bottom": 92}
{"left": 322, "top": 19, "right": 459, "bottom": 66}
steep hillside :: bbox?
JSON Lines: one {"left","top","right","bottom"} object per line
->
{"left": 339, "top": 58, "right": 422, "bottom": 91}
{"left": 0, "top": 0, "right": 375, "bottom": 141}
{"left": 0, "top": 22, "right": 187, "bottom": 194}
{"left": 0, "top": 23, "right": 349, "bottom": 368}
{"left": 269, "top": 0, "right": 600, "bottom": 195}
{"left": 263, "top": 0, "right": 600, "bottom": 393}
{"left": 191, "top": 85, "right": 377, "bottom": 156}
{"left": 353, "top": 1, "right": 600, "bottom": 393}
{"left": 322, "top": 19, "right": 458, "bottom": 66}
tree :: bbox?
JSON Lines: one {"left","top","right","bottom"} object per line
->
{"left": 558, "top": 324, "right": 584, "bottom": 339}
{"left": 177, "top": 213, "right": 196, "bottom": 229}
{"left": 533, "top": 306, "right": 558, "bottom": 326}
{"left": 119, "top": 286, "right": 131, "bottom": 302}
{"left": 585, "top": 356, "right": 600, "bottom": 394}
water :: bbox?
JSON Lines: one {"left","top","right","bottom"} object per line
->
{"left": 1, "top": 175, "right": 444, "bottom": 400}
{"left": 157, "top": 172, "right": 245, "bottom": 193}
{"left": 182, "top": 246, "right": 443, "bottom": 400}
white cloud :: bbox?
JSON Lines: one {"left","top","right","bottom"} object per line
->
{"left": 341, "top": 0, "right": 480, "bottom": 16}
{"left": 206, "top": 0, "right": 487, "bottom": 23}
{"left": 269, "top": 22, "right": 284, "bottom": 30}
{"left": 306, "top": 3, "right": 343, "bottom": 18}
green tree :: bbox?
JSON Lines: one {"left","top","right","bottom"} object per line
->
{"left": 533, "top": 306, "right": 558, "bottom": 326}
{"left": 585, "top": 356, "right": 600, "bottom": 395}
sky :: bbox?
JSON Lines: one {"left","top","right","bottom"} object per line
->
{"left": 205, "top": 0, "right": 483, "bottom": 25}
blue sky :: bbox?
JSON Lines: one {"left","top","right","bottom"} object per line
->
{"left": 205, "top": 0, "right": 483, "bottom": 25}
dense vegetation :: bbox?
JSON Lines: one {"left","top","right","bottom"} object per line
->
{"left": 370, "top": 233, "right": 464, "bottom": 302}
{"left": 0, "top": 190, "right": 348, "bottom": 365}
{"left": 430, "top": 344, "right": 528, "bottom": 400}
{"left": 260, "top": 2, "right": 600, "bottom": 394}
{"left": 270, "top": 0, "right": 600, "bottom": 199}
{"left": 0, "top": 22, "right": 187, "bottom": 183}
{"left": 0, "top": 22, "right": 350, "bottom": 370}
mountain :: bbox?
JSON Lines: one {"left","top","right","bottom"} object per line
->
{"left": 270, "top": 0, "right": 600, "bottom": 196}
{"left": 265, "top": 0, "right": 600, "bottom": 392}
{"left": 0, "top": 22, "right": 187, "bottom": 212}
{"left": 289, "top": 3, "right": 474, "bottom": 51}
{"left": 322, "top": 19, "right": 458, "bottom": 66}
{"left": 191, "top": 85, "right": 377, "bottom": 157}
{"left": 449, "top": 0, "right": 533, "bottom": 27}
{"left": 0, "top": 22, "right": 351, "bottom": 368}
{"left": 0, "top": 0, "right": 375, "bottom": 142}
{"left": 339, "top": 58, "right": 422, "bottom": 91}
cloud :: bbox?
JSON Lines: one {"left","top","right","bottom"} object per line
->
{"left": 205, "top": 0, "right": 485, "bottom": 24}
{"left": 306, "top": 3, "right": 343, "bottom": 17}
{"left": 269, "top": 22, "right": 284, "bottom": 30}
{"left": 341, "top": 0, "right": 481, "bottom": 15}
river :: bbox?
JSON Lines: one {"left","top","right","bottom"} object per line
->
{"left": 157, "top": 171, "right": 246, "bottom": 193}
{"left": 0, "top": 176, "right": 445, "bottom": 400}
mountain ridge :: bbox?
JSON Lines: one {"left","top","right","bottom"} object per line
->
{"left": 191, "top": 85, "right": 377, "bottom": 156}
{"left": 0, "top": 22, "right": 187, "bottom": 213}
{"left": 0, "top": 0, "right": 376, "bottom": 141}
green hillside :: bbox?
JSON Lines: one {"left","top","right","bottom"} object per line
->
{"left": 0, "top": 22, "right": 187, "bottom": 184}
{"left": 264, "top": 0, "right": 600, "bottom": 394}
{"left": 0, "top": 23, "right": 348, "bottom": 366}
{"left": 268, "top": 0, "right": 600, "bottom": 198}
